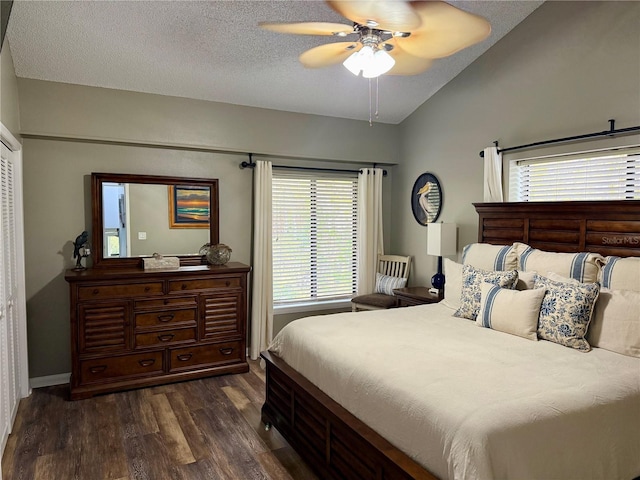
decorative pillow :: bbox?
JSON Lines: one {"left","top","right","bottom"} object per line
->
{"left": 441, "top": 258, "right": 463, "bottom": 310}
{"left": 462, "top": 243, "right": 518, "bottom": 271}
{"left": 513, "top": 242, "right": 603, "bottom": 283}
{"left": 375, "top": 273, "right": 407, "bottom": 296}
{"left": 600, "top": 256, "right": 640, "bottom": 292}
{"left": 588, "top": 288, "right": 640, "bottom": 357}
{"left": 454, "top": 265, "right": 518, "bottom": 320}
{"left": 515, "top": 270, "right": 537, "bottom": 291}
{"left": 477, "top": 282, "right": 546, "bottom": 341}
{"left": 534, "top": 274, "right": 600, "bottom": 352}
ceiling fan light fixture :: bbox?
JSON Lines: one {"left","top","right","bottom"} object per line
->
{"left": 343, "top": 45, "right": 395, "bottom": 78}
{"left": 363, "top": 49, "right": 395, "bottom": 78}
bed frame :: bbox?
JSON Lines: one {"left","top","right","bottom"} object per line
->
{"left": 261, "top": 200, "right": 640, "bottom": 480}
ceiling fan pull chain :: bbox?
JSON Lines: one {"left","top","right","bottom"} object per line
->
{"left": 375, "top": 77, "right": 380, "bottom": 119}
{"left": 369, "top": 78, "right": 373, "bottom": 127}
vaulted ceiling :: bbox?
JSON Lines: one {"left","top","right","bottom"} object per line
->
{"left": 7, "top": 1, "right": 542, "bottom": 124}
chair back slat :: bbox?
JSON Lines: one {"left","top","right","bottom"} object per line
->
{"left": 377, "top": 254, "right": 411, "bottom": 280}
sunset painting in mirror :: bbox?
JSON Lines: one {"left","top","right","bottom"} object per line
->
{"left": 168, "top": 185, "right": 211, "bottom": 228}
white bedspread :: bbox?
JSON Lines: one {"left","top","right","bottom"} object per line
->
{"left": 268, "top": 303, "right": 640, "bottom": 480}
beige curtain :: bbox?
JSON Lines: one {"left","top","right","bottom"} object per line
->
{"left": 356, "top": 168, "right": 384, "bottom": 295}
{"left": 483, "top": 146, "right": 504, "bottom": 202}
{"left": 250, "top": 160, "right": 273, "bottom": 360}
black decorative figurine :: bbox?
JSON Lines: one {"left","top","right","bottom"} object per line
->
{"left": 73, "top": 231, "right": 90, "bottom": 270}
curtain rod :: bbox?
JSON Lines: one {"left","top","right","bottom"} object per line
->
{"left": 479, "top": 119, "right": 640, "bottom": 158}
{"left": 240, "top": 156, "right": 387, "bottom": 176}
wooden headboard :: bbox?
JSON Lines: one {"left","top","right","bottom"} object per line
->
{"left": 474, "top": 200, "right": 640, "bottom": 258}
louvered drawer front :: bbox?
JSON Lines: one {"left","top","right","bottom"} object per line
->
{"left": 202, "top": 294, "right": 241, "bottom": 339}
{"left": 135, "top": 296, "right": 196, "bottom": 310}
{"left": 168, "top": 277, "right": 241, "bottom": 293}
{"left": 134, "top": 308, "right": 196, "bottom": 329}
{"left": 80, "top": 351, "right": 163, "bottom": 384}
{"left": 78, "top": 282, "right": 163, "bottom": 300}
{"left": 135, "top": 327, "right": 196, "bottom": 348}
{"left": 79, "top": 303, "right": 129, "bottom": 352}
{"left": 169, "top": 341, "right": 242, "bottom": 372}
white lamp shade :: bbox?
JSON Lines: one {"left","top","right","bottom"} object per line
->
{"left": 427, "top": 223, "right": 457, "bottom": 257}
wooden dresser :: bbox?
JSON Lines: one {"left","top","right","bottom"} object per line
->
{"left": 65, "top": 262, "right": 250, "bottom": 399}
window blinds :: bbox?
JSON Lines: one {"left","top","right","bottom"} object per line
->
{"left": 272, "top": 170, "right": 357, "bottom": 304}
{"left": 509, "top": 147, "right": 640, "bottom": 202}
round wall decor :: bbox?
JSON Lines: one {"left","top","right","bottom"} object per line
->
{"left": 411, "top": 172, "right": 442, "bottom": 225}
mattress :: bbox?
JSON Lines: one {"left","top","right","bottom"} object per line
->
{"left": 268, "top": 303, "right": 640, "bottom": 480}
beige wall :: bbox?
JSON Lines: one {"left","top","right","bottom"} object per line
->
{"left": 1, "top": 39, "right": 20, "bottom": 137}
{"left": 394, "top": 1, "right": 640, "bottom": 288}
{"left": 19, "top": 82, "right": 398, "bottom": 377}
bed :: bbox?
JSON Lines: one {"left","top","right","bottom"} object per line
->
{"left": 261, "top": 200, "right": 640, "bottom": 480}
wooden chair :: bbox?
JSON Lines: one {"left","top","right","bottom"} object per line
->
{"left": 351, "top": 254, "right": 412, "bottom": 311}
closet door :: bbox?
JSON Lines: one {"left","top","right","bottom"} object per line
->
{"left": 0, "top": 138, "right": 26, "bottom": 457}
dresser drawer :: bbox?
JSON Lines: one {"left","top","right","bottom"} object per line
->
{"left": 169, "top": 341, "right": 243, "bottom": 372}
{"left": 135, "top": 308, "right": 196, "bottom": 329}
{"left": 135, "top": 296, "right": 196, "bottom": 310}
{"left": 80, "top": 351, "right": 163, "bottom": 384}
{"left": 135, "top": 327, "right": 196, "bottom": 348}
{"left": 78, "top": 282, "right": 164, "bottom": 300}
{"left": 168, "top": 277, "right": 241, "bottom": 293}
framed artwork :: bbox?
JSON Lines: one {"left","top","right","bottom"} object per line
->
{"left": 168, "top": 185, "right": 211, "bottom": 228}
{"left": 411, "top": 172, "right": 442, "bottom": 225}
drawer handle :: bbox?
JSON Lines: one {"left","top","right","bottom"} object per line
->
{"left": 92, "top": 289, "right": 100, "bottom": 295}
{"left": 144, "top": 286, "right": 151, "bottom": 292}
{"left": 138, "top": 359, "right": 156, "bottom": 367}
{"left": 226, "top": 281, "right": 230, "bottom": 286}
{"left": 177, "top": 354, "right": 193, "bottom": 362}
{"left": 181, "top": 283, "right": 187, "bottom": 290}
{"left": 89, "top": 365, "right": 107, "bottom": 374}
{"left": 157, "top": 314, "right": 174, "bottom": 323}
{"left": 219, "top": 347, "right": 234, "bottom": 356}
{"left": 158, "top": 334, "right": 175, "bottom": 342}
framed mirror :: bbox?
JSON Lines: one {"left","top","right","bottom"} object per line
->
{"left": 91, "top": 172, "right": 219, "bottom": 268}
{"left": 411, "top": 172, "right": 442, "bottom": 225}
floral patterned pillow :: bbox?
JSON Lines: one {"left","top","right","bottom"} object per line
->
{"left": 534, "top": 274, "right": 600, "bottom": 352}
{"left": 454, "top": 265, "right": 518, "bottom": 320}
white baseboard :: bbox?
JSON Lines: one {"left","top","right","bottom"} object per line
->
{"left": 30, "top": 373, "right": 71, "bottom": 389}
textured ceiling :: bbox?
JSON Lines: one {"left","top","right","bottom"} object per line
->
{"left": 7, "top": 1, "right": 542, "bottom": 124}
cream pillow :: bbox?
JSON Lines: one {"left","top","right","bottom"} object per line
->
{"left": 515, "top": 270, "right": 537, "bottom": 291}
{"left": 477, "top": 282, "right": 546, "bottom": 341}
{"left": 588, "top": 288, "right": 640, "bottom": 358}
{"left": 599, "top": 256, "right": 640, "bottom": 292}
{"left": 441, "top": 258, "right": 463, "bottom": 310}
{"left": 462, "top": 243, "right": 518, "bottom": 271}
{"left": 513, "top": 242, "right": 603, "bottom": 283}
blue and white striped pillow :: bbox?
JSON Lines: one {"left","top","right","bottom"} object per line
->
{"left": 513, "top": 242, "right": 602, "bottom": 283}
{"left": 600, "top": 256, "right": 640, "bottom": 292}
{"left": 462, "top": 243, "right": 518, "bottom": 271}
{"left": 375, "top": 273, "right": 407, "bottom": 296}
{"left": 477, "top": 282, "right": 546, "bottom": 341}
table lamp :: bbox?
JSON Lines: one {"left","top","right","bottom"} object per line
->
{"left": 427, "top": 223, "right": 457, "bottom": 290}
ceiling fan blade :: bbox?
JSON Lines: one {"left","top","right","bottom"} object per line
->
{"left": 396, "top": 1, "right": 491, "bottom": 59}
{"left": 386, "top": 41, "right": 434, "bottom": 75}
{"left": 327, "top": 0, "right": 421, "bottom": 32}
{"left": 259, "top": 21, "right": 355, "bottom": 36}
{"left": 299, "top": 42, "right": 361, "bottom": 68}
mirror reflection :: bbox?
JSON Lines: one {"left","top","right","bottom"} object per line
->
{"left": 102, "top": 182, "right": 210, "bottom": 258}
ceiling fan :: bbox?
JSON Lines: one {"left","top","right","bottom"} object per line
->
{"left": 260, "top": 1, "right": 491, "bottom": 78}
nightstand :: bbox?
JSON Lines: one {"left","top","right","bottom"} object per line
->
{"left": 393, "top": 286, "right": 442, "bottom": 307}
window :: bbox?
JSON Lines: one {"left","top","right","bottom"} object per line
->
{"left": 272, "top": 170, "right": 357, "bottom": 306}
{"left": 509, "top": 147, "right": 640, "bottom": 202}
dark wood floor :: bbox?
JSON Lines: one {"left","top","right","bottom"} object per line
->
{"left": 2, "top": 361, "right": 319, "bottom": 480}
